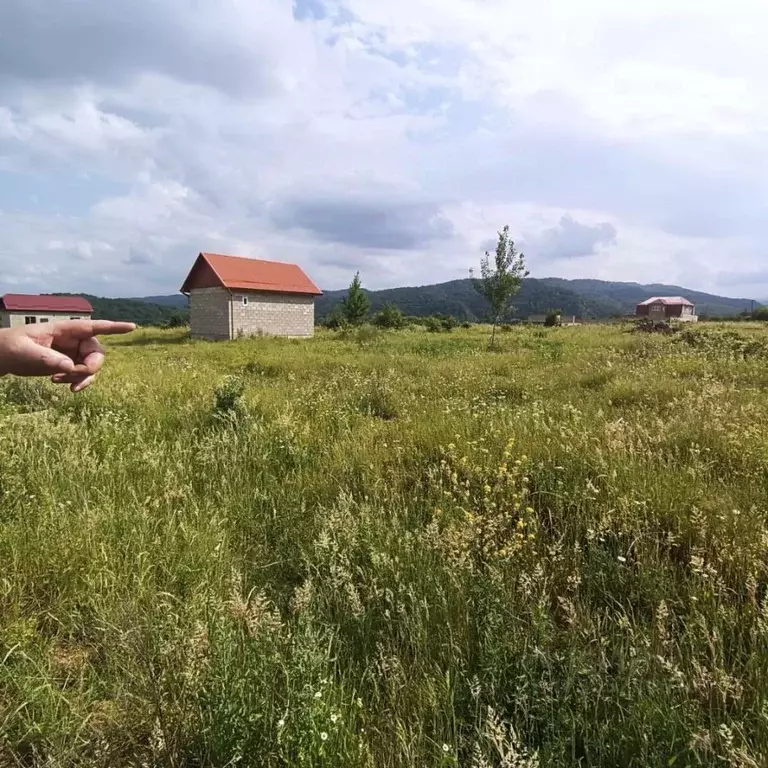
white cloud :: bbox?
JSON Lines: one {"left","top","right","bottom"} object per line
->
{"left": 0, "top": 0, "right": 766, "bottom": 298}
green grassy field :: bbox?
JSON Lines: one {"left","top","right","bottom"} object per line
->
{"left": 2, "top": 323, "right": 768, "bottom": 767}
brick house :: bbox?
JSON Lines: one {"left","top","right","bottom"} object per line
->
{"left": 636, "top": 296, "right": 698, "bottom": 323}
{"left": 0, "top": 294, "right": 93, "bottom": 328}
{"left": 180, "top": 252, "right": 323, "bottom": 340}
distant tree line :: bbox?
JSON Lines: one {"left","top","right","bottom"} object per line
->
{"left": 52, "top": 294, "right": 189, "bottom": 327}
{"left": 700, "top": 307, "right": 768, "bottom": 322}
{"left": 321, "top": 226, "right": 529, "bottom": 343}
{"left": 319, "top": 274, "right": 468, "bottom": 332}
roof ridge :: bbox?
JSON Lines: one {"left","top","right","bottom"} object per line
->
{"left": 181, "top": 252, "right": 322, "bottom": 296}
{"left": 202, "top": 252, "right": 296, "bottom": 266}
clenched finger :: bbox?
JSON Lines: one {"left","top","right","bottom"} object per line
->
{"left": 71, "top": 374, "right": 96, "bottom": 393}
{"left": 77, "top": 337, "right": 106, "bottom": 375}
{"left": 51, "top": 372, "right": 81, "bottom": 384}
{"left": 52, "top": 372, "right": 96, "bottom": 391}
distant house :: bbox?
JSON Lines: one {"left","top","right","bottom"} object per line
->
{"left": 528, "top": 314, "right": 550, "bottom": 324}
{"left": 636, "top": 296, "right": 697, "bottom": 323}
{"left": 527, "top": 313, "right": 583, "bottom": 326}
{"left": 0, "top": 294, "right": 93, "bottom": 328}
{"left": 180, "top": 252, "right": 323, "bottom": 340}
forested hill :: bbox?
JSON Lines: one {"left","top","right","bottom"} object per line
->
{"left": 51, "top": 294, "right": 188, "bottom": 325}
{"left": 47, "top": 277, "right": 755, "bottom": 325}
{"left": 538, "top": 279, "right": 755, "bottom": 318}
{"left": 316, "top": 278, "right": 593, "bottom": 319}
{"left": 314, "top": 278, "right": 756, "bottom": 320}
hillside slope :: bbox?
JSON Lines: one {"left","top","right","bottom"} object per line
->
{"left": 128, "top": 278, "right": 757, "bottom": 322}
{"left": 130, "top": 294, "right": 189, "bottom": 309}
{"left": 316, "top": 278, "right": 756, "bottom": 320}
{"left": 51, "top": 294, "right": 188, "bottom": 325}
{"left": 539, "top": 278, "right": 755, "bottom": 317}
{"left": 316, "top": 279, "right": 602, "bottom": 320}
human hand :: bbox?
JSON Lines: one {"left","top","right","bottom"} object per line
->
{"left": 0, "top": 319, "right": 136, "bottom": 392}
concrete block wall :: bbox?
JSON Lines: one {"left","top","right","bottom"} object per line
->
{"left": 231, "top": 291, "right": 315, "bottom": 338}
{"left": 189, "top": 287, "right": 231, "bottom": 340}
{"left": 190, "top": 288, "right": 316, "bottom": 339}
{"left": 1, "top": 312, "right": 90, "bottom": 328}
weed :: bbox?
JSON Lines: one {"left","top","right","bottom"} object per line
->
{"left": 212, "top": 375, "right": 247, "bottom": 423}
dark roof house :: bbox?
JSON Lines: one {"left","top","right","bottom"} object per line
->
{"left": 636, "top": 296, "right": 697, "bottom": 322}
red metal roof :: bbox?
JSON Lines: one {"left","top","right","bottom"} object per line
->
{"left": 181, "top": 253, "right": 322, "bottom": 296}
{"left": 0, "top": 294, "right": 94, "bottom": 313}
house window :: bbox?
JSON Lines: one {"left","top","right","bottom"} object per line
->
{"left": 39, "top": 318, "right": 49, "bottom": 323}
{"left": 242, "top": 296, "right": 249, "bottom": 306}
{"left": 70, "top": 317, "right": 80, "bottom": 320}
{"left": 24, "top": 317, "right": 37, "bottom": 324}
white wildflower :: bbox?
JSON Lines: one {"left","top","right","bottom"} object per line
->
{"left": 321, "top": 732, "right": 328, "bottom": 742}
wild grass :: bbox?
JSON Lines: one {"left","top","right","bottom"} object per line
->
{"left": 2, "top": 323, "right": 768, "bottom": 766}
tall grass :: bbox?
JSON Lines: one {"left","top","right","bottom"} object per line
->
{"left": 1, "top": 323, "right": 768, "bottom": 766}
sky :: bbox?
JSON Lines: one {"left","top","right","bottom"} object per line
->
{"left": 0, "top": 0, "right": 767, "bottom": 298}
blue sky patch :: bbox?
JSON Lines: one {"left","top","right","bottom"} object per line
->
{"left": 0, "top": 170, "right": 129, "bottom": 216}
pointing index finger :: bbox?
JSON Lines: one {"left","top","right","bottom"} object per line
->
{"left": 52, "top": 320, "right": 137, "bottom": 339}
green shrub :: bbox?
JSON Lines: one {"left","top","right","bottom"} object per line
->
{"left": 373, "top": 303, "right": 406, "bottom": 330}
{"left": 165, "top": 311, "right": 188, "bottom": 329}
{"left": 544, "top": 311, "right": 561, "bottom": 327}
{"left": 321, "top": 308, "right": 347, "bottom": 330}
{"left": 423, "top": 315, "right": 457, "bottom": 333}
{"left": 212, "top": 375, "right": 246, "bottom": 423}
{"left": 438, "top": 314, "right": 458, "bottom": 332}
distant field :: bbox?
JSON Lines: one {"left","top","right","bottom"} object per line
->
{"left": 2, "top": 323, "right": 768, "bottom": 766}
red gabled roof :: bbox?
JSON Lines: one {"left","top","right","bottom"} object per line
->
{"left": 180, "top": 253, "right": 323, "bottom": 296}
{"left": 0, "top": 294, "right": 94, "bottom": 313}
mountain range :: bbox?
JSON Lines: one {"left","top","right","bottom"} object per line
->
{"left": 312, "top": 278, "right": 756, "bottom": 320}
{"left": 74, "top": 278, "right": 757, "bottom": 324}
